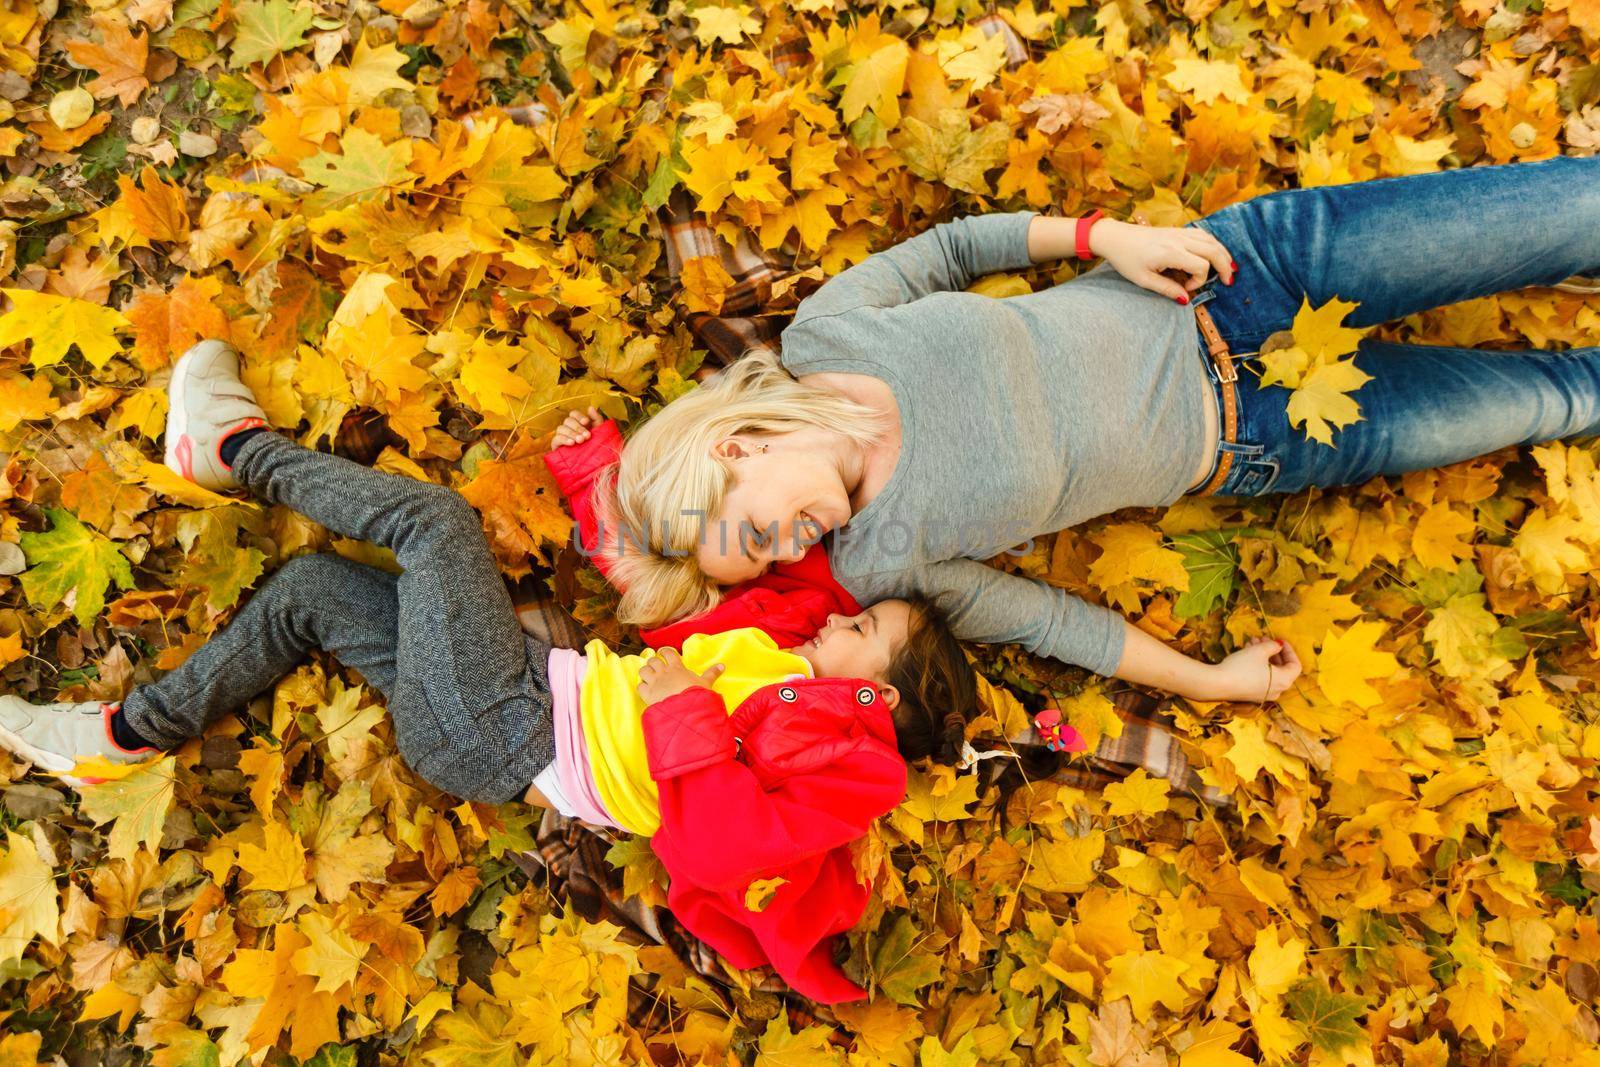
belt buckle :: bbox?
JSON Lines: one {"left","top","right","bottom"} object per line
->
{"left": 1215, "top": 354, "right": 1238, "bottom": 384}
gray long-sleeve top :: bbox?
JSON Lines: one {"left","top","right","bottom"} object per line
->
{"left": 777, "top": 211, "right": 1210, "bottom": 676}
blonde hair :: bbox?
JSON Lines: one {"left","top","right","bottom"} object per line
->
{"left": 604, "top": 347, "right": 887, "bottom": 628}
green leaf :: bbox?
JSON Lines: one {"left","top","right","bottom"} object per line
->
{"left": 304, "top": 1044, "right": 357, "bottom": 1067}
{"left": 893, "top": 109, "right": 1010, "bottom": 195}
{"left": 1284, "top": 976, "right": 1366, "bottom": 1054}
{"left": 175, "top": 508, "right": 266, "bottom": 612}
{"left": 229, "top": 0, "right": 314, "bottom": 70}
{"left": 19, "top": 508, "right": 134, "bottom": 625}
{"left": 605, "top": 834, "right": 669, "bottom": 900}
{"left": 755, "top": 1011, "right": 843, "bottom": 1066}
{"left": 869, "top": 912, "right": 944, "bottom": 1007}
{"left": 1172, "top": 529, "right": 1239, "bottom": 618}
{"left": 1559, "top": 63, "right": 1600, "bottom": 111}
{"left": 77, "top": 757, "right": 178, "bottom": 861}
{"left": 300, "top": 128, "right": 416, "bottom": 205}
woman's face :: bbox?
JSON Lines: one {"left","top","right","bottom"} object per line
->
{"left": 696, "top": 435, "right": 853, "bottom": 584}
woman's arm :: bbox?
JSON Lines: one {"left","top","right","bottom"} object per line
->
{"left": 1031, "top": 214, "right": 1236, "bottom": 301}
{"left": 855, "top": 558, "right": 1298, "bottom": 703}
{"left": 1112, "top": 624, "right": 1299, "bottom": 703}
{"left": 791, "top": 212, "right": 1236, "bottom": 324}
{"left": 791, "top": 212, "right": 1040, "bottom": 321}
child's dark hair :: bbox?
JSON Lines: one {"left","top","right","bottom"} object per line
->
{"left": 883, "top": 593, "right": 979, "bottom": 766}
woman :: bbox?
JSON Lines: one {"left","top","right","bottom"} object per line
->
{"left": 603, "top": 154, "right": 1600, "bottom": 704}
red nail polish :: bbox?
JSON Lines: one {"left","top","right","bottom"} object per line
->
{"left": 1177, "top": 294, "right": 1189, "bottom": 305}
{"left": 1230, "top": 260, "right": 1238, "bottom": 271}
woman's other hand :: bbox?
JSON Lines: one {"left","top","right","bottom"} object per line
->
{"left": 550, "top": 406, "right": 602, "bottom": 449}
{"left": 1206, "top": 636, "right": 1302, "bottom": 703}
{"left": 1090, "top": 217, "right": 1236, "bottom": 303}
{"left": 637, "top": 647, "right": 727, "bottom": 704}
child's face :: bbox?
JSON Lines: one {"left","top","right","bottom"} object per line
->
{"left": 790, "top": 601, "right": 913, "bottom": 707}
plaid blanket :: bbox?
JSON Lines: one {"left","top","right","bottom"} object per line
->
{"left": 474, "top": 14, "right": 1230, "bottom": 1016}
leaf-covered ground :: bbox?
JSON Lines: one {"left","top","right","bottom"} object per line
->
{"left": 0, "top": 0, "right": 1598, "bottom": 1063}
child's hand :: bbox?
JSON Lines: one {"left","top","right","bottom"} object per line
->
{"left": 637, "top": 647, "right": 726, "bottom": 704}
{"left": 550, "top": 406, "right": 603, "bottom": 450}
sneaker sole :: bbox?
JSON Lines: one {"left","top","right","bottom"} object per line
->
{"left": 163, "top": 347, "right": 200, "bottom": 481}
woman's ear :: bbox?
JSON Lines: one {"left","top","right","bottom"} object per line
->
{"left": 710, "top": 437, "right": 751, "bottom": 461}
{"left": 876, "top": 684, "right": 900, "bottom": 712}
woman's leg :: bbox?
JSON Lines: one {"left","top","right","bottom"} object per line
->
{"left": 1205, "top": 337, "right": 1600, "bottom": 496}
{"left": 1187, "top": 155, "right": 1600, "bottom": 353}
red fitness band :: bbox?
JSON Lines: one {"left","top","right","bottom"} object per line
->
{"left": 1076, "top": 209, "right": 1104, "bottom": 260}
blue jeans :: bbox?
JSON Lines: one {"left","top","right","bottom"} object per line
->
{"left": 1180, "top": 154, "right": 1600, "bottom": 496}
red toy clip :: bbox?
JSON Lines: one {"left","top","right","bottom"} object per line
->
{"left": 1033, "top": 707, "right": 1087, "bottom": 753}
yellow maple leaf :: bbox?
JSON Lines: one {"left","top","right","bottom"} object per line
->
{"left": 1425, "top": 592, "right": 1514, "bottom": 691}
{"left": 680, "top": 138, "right": 785, "bottom": 214}
{"left": 1089, "top": 523, "right": 1190, "bottom": 613}
{"left": 679, "top": 254, "right": 735, "bottom": 314}
{"left": 1164, "top": 57, "right": 1252, "bottom": 105}
{"left": 689, "top": 4, "right": 760, "bottom": 46}
{"left": 839, "top": 40, "right": 908, "bottom": 125}
{"left": 1284, "top": 356, "right": 1372, "bottom": 446}
{"left": 0, "top": 289, "right": 130, "bottom": 369}
{"left": 1315, "top": 620, "right": 1399, "bottom": 708}
{"left": 1022, "top": 832, "right": 1105, "bottom": 893}
{"left": 237, "top": 820, "right": 311, "bottom": 894}
{"left": 1103, "top": 949, "right": 1190, "bottom": 1017}
{"left": 291, "top": 911, "right": 367, "bottom": 994}
{"left": 75, "top": 756, "right": 177, "bottom": 861}
{"left": 1411, "top": 503, "right": 1476, "bottom": 571}
{"left": 1371, "top": 128, "right": 1454, "bottom": 176}
{"left": 1313, "top": 67, "right": 1373, "bottom": 120}
{"left": 457, "top": 337, "right": 534, "bottom": 419}
{"left": 936, "top": 25, "right": 1008, "bottom": 91}
{"left": 1512, "top": 507, "right": 1588, "bottom": 594}
{"left": 0, "top": 371, "right": 59, "bottom": 431}
{"left": 1292, "top": 294, "right": 1367, "bottom": 361}
{"left": 1248, "top": 923, "right": 1308, "bottom": 999}
{"left": 1223, "top": 716, "right": 1302, "bottom": 782}
{"left": 0, "top": 829, "right": 61, "bottom": 965}
{"left": 345, "top": 38, "right": 413, "bottom": 107}
{"left": 1103, "top": 768, "right": 1171, "bottom": 818}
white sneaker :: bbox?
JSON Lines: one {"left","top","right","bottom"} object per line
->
{"left": 163, "top": 339, "right": 269, "bottom": 493}
{"left": 0, "top": 696, "right": 161, "bottom": 787}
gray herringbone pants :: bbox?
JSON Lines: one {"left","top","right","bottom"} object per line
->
{"left": 120, "top": 431, "right": 557, "bottom": 804}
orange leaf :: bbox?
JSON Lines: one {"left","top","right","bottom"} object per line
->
{"left": 65, "top": 16, "right": 151, "bottom": 108}
{"left": 117, "top": 165, "right": 191, "bottom": 245}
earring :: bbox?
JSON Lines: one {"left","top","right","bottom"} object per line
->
{"left": 758, "top": 444, "right": 768, "bottom": 453}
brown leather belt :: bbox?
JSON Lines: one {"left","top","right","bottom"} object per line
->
{"left": 1191, "top": 302, "right": 1239, "bottom": 496}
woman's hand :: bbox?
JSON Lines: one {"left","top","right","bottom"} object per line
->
{"left": 637, "top": 647, "right": 726, "bottom": 704}
{"left": 550, "top": 406, "right": 602, "bottom": 449}
{"left": 1089, "top": 217, "right": 1236, "bottom": 303}
{"left": 1205, "top": 637, "right": 1302, "bottom": 703}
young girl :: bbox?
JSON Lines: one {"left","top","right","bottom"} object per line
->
{"left": 0, "top": 339, "right": 977, "bottom": 1001}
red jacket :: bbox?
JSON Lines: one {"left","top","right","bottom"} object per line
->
{"left": 542, "top": 419, "right": 861, "bottom": 651}
{"left": 641, "top": 677, "right": 907, "bottom": 1003}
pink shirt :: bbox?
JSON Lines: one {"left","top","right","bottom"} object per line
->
{"left": 531, "top": 648, "right": 620, "bottom": 828}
